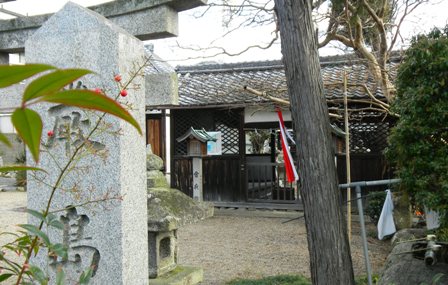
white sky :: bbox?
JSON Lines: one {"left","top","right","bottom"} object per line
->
{"left": 1, "top": 0, "right": 447, "bottom": 66}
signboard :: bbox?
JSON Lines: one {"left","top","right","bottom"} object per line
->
{"left": 207, "top": 131, "right": 222, "bottom": 155}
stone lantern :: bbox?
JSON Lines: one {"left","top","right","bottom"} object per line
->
{"left": 176, "top": 127, "right": 216, "bottom": 201}
{"left": 176, "top": 127, "right": 216, "bottom": 157}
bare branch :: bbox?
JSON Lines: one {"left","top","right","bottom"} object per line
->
{"left": 243, "top": 85, "right": 343, "bottom": 118}
{"left": 172, "top": 25, "right": 280, "bottom": 60}
{"left": 334, "top": 33, "right": 355, "bottom": 48}
{"left": 388, "top": 0, "right": 427, "bottom": 54}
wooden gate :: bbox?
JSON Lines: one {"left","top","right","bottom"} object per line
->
{"left": 246, "top": 162, "right": 298, "bottom": 203}
{"left": 172, "top": 157, "right": 193, "bottom": 197}
{"left": 171, "top": 156, "right": 244, "bottom": 201}
{"left": 171, "top": 108, "right": 245, "bottom": 202}
{"left": 203, "top": 156, "right": 243, "bottom": 201}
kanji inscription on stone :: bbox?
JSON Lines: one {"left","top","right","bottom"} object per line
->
{"left": 49, "top": 207, "right": 100, "bottom": 277}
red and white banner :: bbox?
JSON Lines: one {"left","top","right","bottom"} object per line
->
{"left": 277, "top": 109, "right": 299, "bottom": 183}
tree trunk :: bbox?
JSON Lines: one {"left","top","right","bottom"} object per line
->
{"left": 273, "top": 1, "right": 355, "bottom": 284}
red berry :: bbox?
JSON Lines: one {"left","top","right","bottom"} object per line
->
{"left": 114, "top": 75, "right": 122, "bottom": 82}
{"left": 94, "top": 88, "right": 102, "bottom": 94}
{"left": 120, "top": 89, "right": 128, "bottom": 97}
{"left": 47, "top": 130, "right": 54, "bottom": 137}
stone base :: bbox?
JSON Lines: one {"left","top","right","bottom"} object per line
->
{"left": 148, "top": 265, "right": 203, "bottom": 285}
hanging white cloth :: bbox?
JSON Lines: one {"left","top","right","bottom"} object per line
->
{"left": 424, "top": 206, "right": 441, "bottom": 230}
{"left": 377, "top": 189, "right": 396, "bottom": 240}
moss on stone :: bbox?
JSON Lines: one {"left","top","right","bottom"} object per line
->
{"left": 147, "top": 187, "right": 213, "bottom": 231}
{"left": 147, "top": 153, "right": 163, "bottom": 170}
{"left": 147, "top": 170, "right": 168, "bottom": 188}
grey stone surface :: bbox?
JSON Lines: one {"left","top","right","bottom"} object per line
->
{"left": 145, "top": 50, "right": 178, "bottom": 106}
{"left": 0, "top": 83, "right": 24, "bottom": 110}
{"left": 147, "top": 153, "right": 164, "bottom": 171}
{"left": 379, "top": 239, "right": 448, "bottom": 285}
{"left": 147, "top": 187, "right": 214, "bottom": 232}
{"left": 0, "top": 0, "right": 206, "bottom": 52}
{"left": 110, "top": 4, "right": 178, "bottom": 41}
{"left": 25, "top": 3, "right": 148, "bottom": 284}
{"left": 146, "top": 72, "right": 179, "bottom": 106}
{"left": 390, "top": 228, "right": 426, "bottom": 246}
{"left": 148, "top": 230, "right": 178, "bottom": 278}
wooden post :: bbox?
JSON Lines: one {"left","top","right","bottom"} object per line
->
{"left": 344, "top": 71, "right": 352, "bottom": 242}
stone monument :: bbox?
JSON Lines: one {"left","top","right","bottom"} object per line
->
{"left": 26, "top": 3, "right": 147, "bottom": 284}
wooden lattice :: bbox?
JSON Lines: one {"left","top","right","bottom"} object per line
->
{"left": 173, "top": 108, "right": 242, "bottom": 156}
{"left": 335, "top": 120, "right": 392, "bottom": 154}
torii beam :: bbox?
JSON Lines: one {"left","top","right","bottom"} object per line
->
{"left": 0, "top": 0, "right": 207, "bottom": 53}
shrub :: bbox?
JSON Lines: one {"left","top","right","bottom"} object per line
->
{"left": 386, "top": 26, "right": 448, "bottom": 226}
{"left": 366, "top": 192, "right": 387, "bottom": 225}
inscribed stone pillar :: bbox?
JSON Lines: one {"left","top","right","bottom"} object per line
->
{"left": 25, "top": 3, "right": 148, "bottom": 284}
{"left": 192, "top": 157, "right": 203, "bottom": 201}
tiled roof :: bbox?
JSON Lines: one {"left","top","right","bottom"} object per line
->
{"left": 175, "top": 55, "right": 399, "bottom": 107}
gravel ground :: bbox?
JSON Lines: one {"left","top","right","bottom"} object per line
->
{"left": 178, "top": 214, "right": 392, "bottom": 284}
{"left": 0, "top": 191, "right": 392, "bottom": 285}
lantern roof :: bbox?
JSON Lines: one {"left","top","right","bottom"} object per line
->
{"left": 176, "top": 127, "right": 216, "bottom": 143}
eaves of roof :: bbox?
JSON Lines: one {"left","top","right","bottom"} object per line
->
{"left": 170, "top": 53, "right": 400, "bottom": 108}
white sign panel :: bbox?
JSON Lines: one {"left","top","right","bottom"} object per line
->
{"left": 207, "top": 131, "right": 222, "bottom": 155}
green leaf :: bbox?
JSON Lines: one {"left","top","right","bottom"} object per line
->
{"left": 48, "top": 219, "right": 64, "bottom": 230}
{"left": 78, "top": 267, "right": 93, "bottom": 285}
{"left": 56, "top": 267, "right": 65, "bottom": 285}
{"left": 0, "top": 64, "right": 55, "bottom": 89}
{"left": 0, "top": 273, "right": 14, "bottom": 282}
{"left": 27, "top": 209, "right": 46, "bottom": 222}
{"left": 40, "top": 90, "right": 142, "bottom": 134}
{"left": 29, "top": 265, "right": 48, "bottom": 285}
{"left": 2, "top": 259, "right": 22, "bottom": 273}
{"left": 0, "top": 133, "right": 12, "bottom": 147}
{"left": 23, "top": 69, "right": 92, "bottom": 103}
{"left": 0, "top": 165, "right": 46, "bottom": 173}
{"left": 18, "top": 224, "right": 50, "bottom": 246}
{"left": 50, "top": 243, "right": 67, "bottom": 260}
{"left": 431, "top": 273, "right": 445, "bottom": 285}
{"left": 46, "top": 213, "right": 57, "bottom": 224}
{"left": 12, "top": 108, "right": 42, "bottom": 162}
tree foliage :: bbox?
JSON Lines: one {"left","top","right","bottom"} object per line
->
{"left": 387, "top": 26, "right": 448, "bottom": 226}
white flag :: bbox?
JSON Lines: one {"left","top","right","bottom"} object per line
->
{"left": 377, "top": 189, "right": 396, "bottom": 240}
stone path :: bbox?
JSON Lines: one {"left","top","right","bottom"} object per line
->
{"left": 0, "top": 191, "right": 27, "bottom": 285}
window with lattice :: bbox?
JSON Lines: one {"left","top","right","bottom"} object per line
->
{"left": 173, "top": 108, "right": 242, "bottom": 156}
{"left": 335, "top": 120, "right": 391, "bottom": 154}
